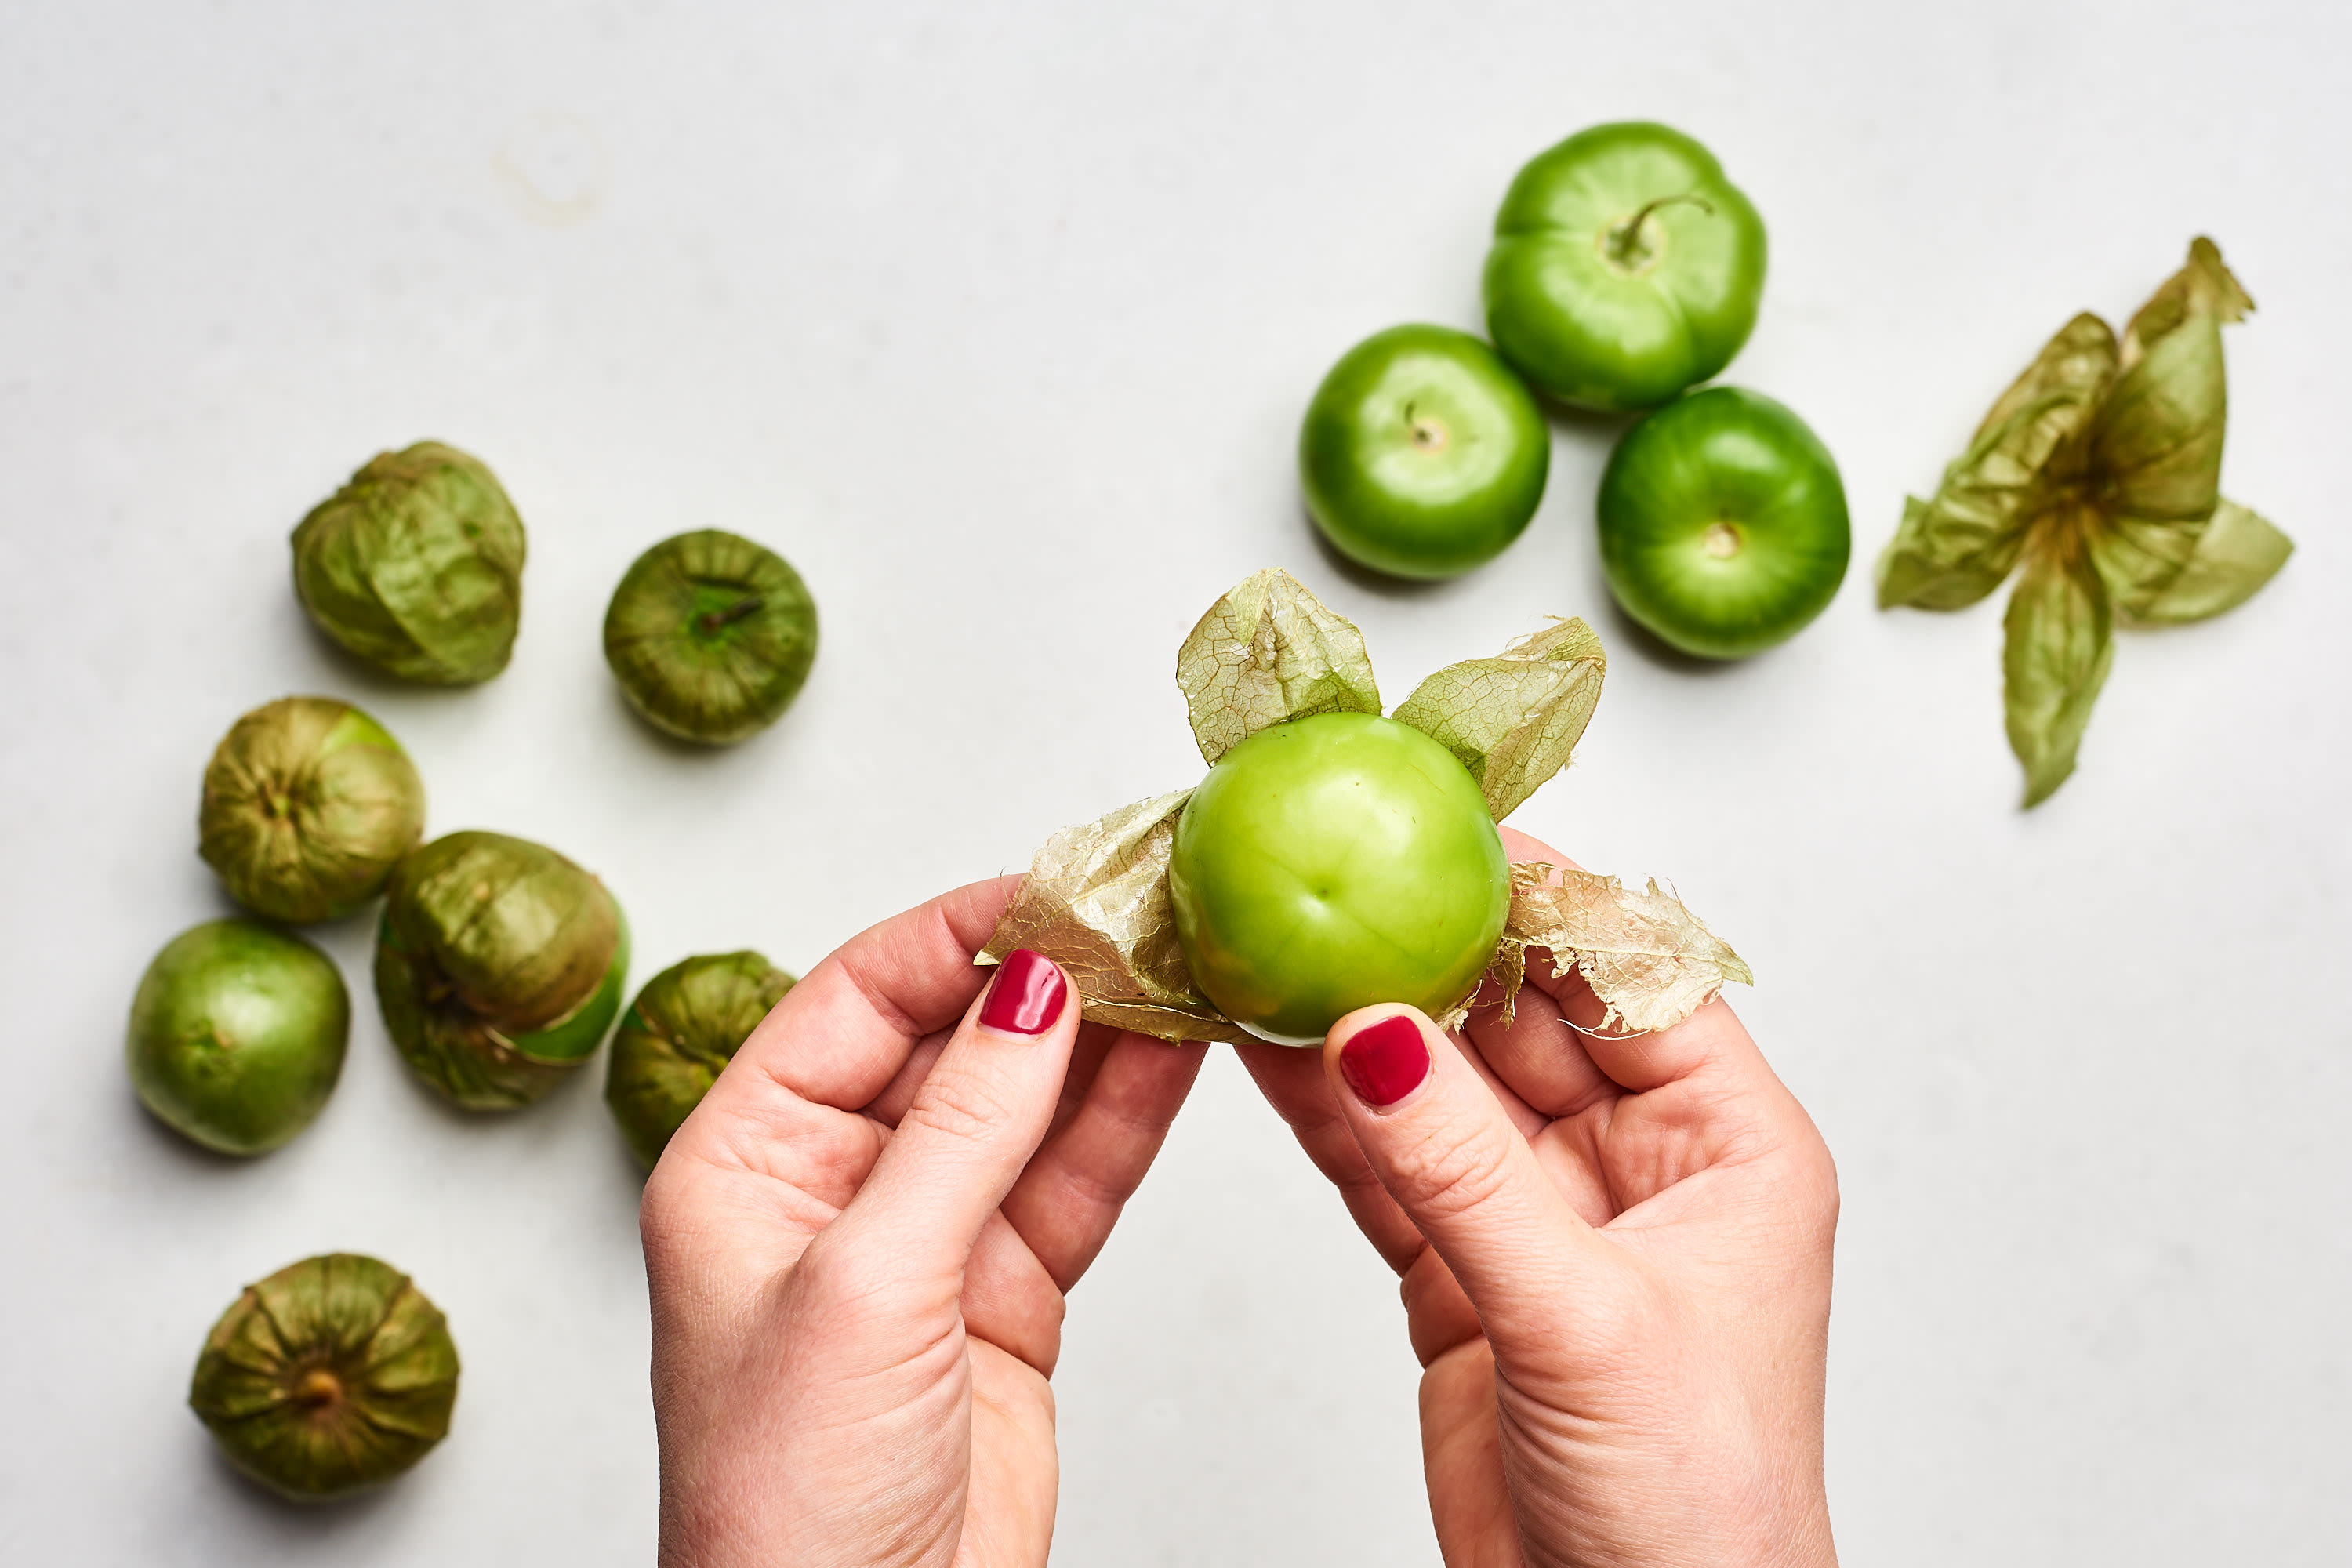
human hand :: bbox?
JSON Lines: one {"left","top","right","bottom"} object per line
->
{"left": 1240, "top": 829, "right": 1839, "bottom": 1568}
{"left": 641, "top": 878, "right": 1209, "bottom": 1568}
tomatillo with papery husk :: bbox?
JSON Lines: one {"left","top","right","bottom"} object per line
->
{"left": 188, "top": 1253, "right": 459, "bottom": 1501}
{"left": 198, "top": 696, "right": 426, "bottom": 924}
{"left": 605, "top": 951, "right": 794, "bottom": 1169}
{"left": 127, "top": 919, "right": 349, "bottom": 1155}
{"left": 375, "top": 830, "right": 630, "bottom": 1110}
{"left": 291, "top": 441, "right": 526, "bottom": 684}
{"left": 603, "top": 530, "right": 818, "bottom": 743}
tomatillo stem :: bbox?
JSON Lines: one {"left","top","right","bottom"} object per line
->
{"left": 698, "top": 593, "right": 766, "bottom": 633}
{"left": 1603, "top": 191, "right": 1716, "bottom": 270}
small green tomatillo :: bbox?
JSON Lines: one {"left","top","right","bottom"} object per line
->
{"left": 198, "top": 695, "right": 426, "bottom": 924}
{"left": 1598, "top": 387, "right": 1849, "bottom": 659}
{"left": 291, "top": 441, "right": 526, "bottom": 685}
{"left": 1299, "top": 325, "right": 1550, "bottom": 580}
{"left": 604, "top": 530, "right": 818, "bottom": 744}
{"left": 126, "top": 920, "right": 349, "bottom": 1156}
{"left": 604, "top": 951, "right": 794, "bottom": 1169}
{"left": 188, "top": 1253, "right": 459, "bottom": 1501}
{"left": 1167, "top": 711, "right": 1510, "bottom": 1044}
{"left": 1484, "top": 122, "right": 1767, "bottom": 412}
{"left": 375, "top": 830, "right": 629, "bottom": 1111}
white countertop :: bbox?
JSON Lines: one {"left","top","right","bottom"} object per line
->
{"left": 3, "top": 2, "right": 2346, "bottom": 1562}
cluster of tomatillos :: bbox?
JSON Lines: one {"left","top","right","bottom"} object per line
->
{"left": 134, "top": 442, "right": 807, "bottom": 1500}
{"left": 1301, "top": 122, "right": 1851, "bottom": 661}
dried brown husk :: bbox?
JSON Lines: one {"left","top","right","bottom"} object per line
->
{"left": 1877, "top": 238, "right": 2291, "bottom": 806}
{"left": 198, "top": 696, "right": 426, "bottom": 924}
{"left": 1485, "top": 862, "right": 1753, "bottom": 1035}
{"left": 187, "top": 1253, "right": 459, "bottom": 1501}
{"left": 984, "top": 573, "right": 1744, "bottom": 1043}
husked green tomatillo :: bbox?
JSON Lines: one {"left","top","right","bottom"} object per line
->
{"left": 291, "top": 441, "right": 526, "bottom": 684}
{"left": 605, "top": 951, "right": 794, "bottom": 1168}
{"left": 376, "top": 831, "right": 629, "bottom": 1110}
{"left": 198, "top": 696, "right": 426, "bottom": 923}
{"left": 604, "top": 530, "right": 818, "bottom": 743}
{"left": 188, "top": 1253, "right": 459, "bottom": 1501}
{"left": 126, "top": 920, "right": 349, "bottom": 1155}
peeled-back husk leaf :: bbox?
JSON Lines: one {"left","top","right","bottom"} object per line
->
{"left": 981, "top": 791, "right": 1254, "bottom": 1044}
{"left": 2092, "top": 238, "right": 2250, "bottom": 523}
{"left": 1390, "top": 618, "right": 1606, "bottom": 822}
{"left": 1175, "top": 568, "right": 1380, "bottom": 764}
{"left": 1876, "top": 314, "right": 2117, "bottom": 611}
{"left": 1485, "top": 863, "right": 1751, "bottom": 1035}
{"left": 187, "top": 1252, "right": 459, "bottom": 1501}
{"left": 2090, "top": 499, "right": 2292, "bottom": 626}
{"left": 2004, "top": 526, "right": 2115, "bottom": 808}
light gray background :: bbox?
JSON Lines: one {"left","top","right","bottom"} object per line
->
{"left": 2, "top": 1, "right": 2345, "bottom": 1562}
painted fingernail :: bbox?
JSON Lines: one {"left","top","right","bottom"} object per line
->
{"left": 978, "top": 949, "right": 1066, "bottom": 1036}
{"left": 1338, "top": 1014, "right": 1431, "bottom": 1108}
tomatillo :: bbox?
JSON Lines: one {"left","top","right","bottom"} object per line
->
{"left": 126, "top": 919, "right": 350, "bottom": 1155}
{"left": 1597, "top": 386, "right": 1849, "bottom": 659}
{"left": 1168, "top": 711, "right": 1509, "bottom": 1044}
{"left": 1483, "top": 122, "right": 1767, "bottom": 412}
{"left": 1299, "top": 325, "right": 1549, "bottom": 580}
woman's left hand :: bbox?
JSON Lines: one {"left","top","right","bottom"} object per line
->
{"left": 643, "top": 877, "right": 1208, "bottom": 1568}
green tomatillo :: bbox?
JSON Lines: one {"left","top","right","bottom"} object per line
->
{"left": 1167, "top": 711, "right": 1510, "bottom": 1044}
{"left": 1299, "top": 325, "right": 1550, "bottom": 580}
{"left": 126, "top": 920, "right": 350, "bottom": 1156}
{"left": 198, "top": 696, "right": 426, "bottom": 924}
{"left": 188, "top": 1253, "right": 459, "bottom": 1501}
{"left": 604, "top": 951, "right": 794, "bottom": 1169}
{"left": 291, "top": 441, "right": 526, "bottom": 685}
{"left": 604, "top": 530, "right": 818, "bottom": 744}
{"left": 1483, "top": 122, "right": 1767, "bottom": 412}
{"left": 375, "top": 830, "right": 629, "bottom": 1111}
{"left": 1598, "top": 387, "right": 1849, "bottom": 659}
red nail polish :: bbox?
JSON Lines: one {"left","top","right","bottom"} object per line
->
{"left": 1338, "top": 1015, "right": 1431, "bottom": 1108}
{"left": 979, "top": 949, "right": 1066, "bottom": 1036}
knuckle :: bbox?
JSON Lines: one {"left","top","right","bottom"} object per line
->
{"left": 902, "top": 1065, "right": 1018, "bottom": 1151}
{"left": 1385, "top": 1115, "right": 1517, "bottom": 1226}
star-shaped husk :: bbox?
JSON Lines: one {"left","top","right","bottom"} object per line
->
{"left": 1878, "top": 238, "right": 2293, "bottom": 806}
{"left": 982, "top": 569, "right": 1748, "bottom": 1044}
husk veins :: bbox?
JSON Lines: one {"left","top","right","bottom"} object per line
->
{"left": 1876, "top": 238, "right": 2292, "bottom": 806}
{"left": 983, "top": 573, "right": 1744, "bottom": 1044}
{"left": 187, "top": 1253, "right": 459, "bottom": 1501}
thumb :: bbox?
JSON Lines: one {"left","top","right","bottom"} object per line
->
{"left": 1324, "top": 1006, "right": 1630, "bottom": 1365}
{"left": 822, "top": 949, "right": 1080, "bottom": 1300}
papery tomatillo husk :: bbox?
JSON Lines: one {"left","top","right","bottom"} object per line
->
{"left": 198, "top": 696, "right": 426, "bottom": 923}
{"left": 375, "top": 831, "right": 629, "bottom": 1110}
{"left": 291, "top": 442, "right": 526, "bottom": 684}
{"left": 188, "top": 1253, "right": 459, "bottom": 1501}
{"left": 126, "top": 919, "right": 349, "bottom": 1156}
{"left": 604, "top": 951, "right": 794, "bottom": 1169}
{"left": 603, "top": 530, "right": 818, "bottom": 743}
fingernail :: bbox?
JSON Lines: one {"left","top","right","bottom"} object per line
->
{"left": 978, "top": 949, "right": 1066, "bottom": 1036}
{"left": 1338, "top": 1014, "right": 1431, "bottom": 1109}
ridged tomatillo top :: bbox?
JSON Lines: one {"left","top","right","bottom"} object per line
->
{"left": 187, "top": 1252, "right": 459, "bottom": 1501}
{"left": 291, "top": 441, "right": 526, "bottom": 684}
{"left": 198, "top": 696, "right": 426, "bottom": 923}
{"left": 604, "top": 530, "right": 818, "bottom": 744}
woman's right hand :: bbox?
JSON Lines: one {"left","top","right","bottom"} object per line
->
{"left": 1239, "top": 827, "right": 1840, "bottom": 1568}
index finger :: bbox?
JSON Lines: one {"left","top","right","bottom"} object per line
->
{"left": 717, "top": 875, "right": 1022, "bottom": 1116}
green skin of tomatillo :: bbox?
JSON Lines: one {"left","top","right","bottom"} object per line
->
{"left": 1598, "top": 386, "right": 1850, "bottom": 660}
{"left": 1169, "top": 712, "right": 1510, "bottom": 1044}
{"left": 1484, "top": 122, "right": 1767, "bottom": 412}
{"left": 126, "top": 920, "right": 350, "bottom": 1156}
{"left": 1300, "top": 325, "right": 1550, "bottom": 580}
